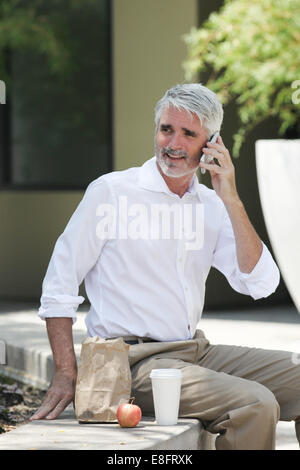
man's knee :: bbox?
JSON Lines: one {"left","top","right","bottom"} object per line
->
{"left": 243, "top": 381, "right": 280, "bottom": 422}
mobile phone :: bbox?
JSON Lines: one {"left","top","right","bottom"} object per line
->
{"left": 200, "top": 131, "right": 220, "bottom": 174}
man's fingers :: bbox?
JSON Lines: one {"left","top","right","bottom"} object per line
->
{"left": 30, "top": 403, "right": 54, "bottom": 421}
{"left": 29, "top": 391, "right": 64, "bottom": 421}
{"left": 199, "top": 161, "right": 222, "bottom": 173}
{"left": 45, "top": 396, "right": 73, "bottom": 420}
{"left": 202, "top": 148, "right": 225, "bottom": 167}
{"left": 207, "top": 139, "right": 231, "bottom": 162}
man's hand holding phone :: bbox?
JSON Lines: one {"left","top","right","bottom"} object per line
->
{"left": 199, "top": 134, "right": 239, "bottom": 206}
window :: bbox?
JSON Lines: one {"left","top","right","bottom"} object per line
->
{"left": 0, "top": 0, "right": 112, "bottom": 189}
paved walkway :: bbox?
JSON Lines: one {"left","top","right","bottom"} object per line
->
{"left": 0, "top": 301, "right": 299, "bottom": 450}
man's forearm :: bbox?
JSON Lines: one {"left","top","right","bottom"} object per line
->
{"left": 46, "top": 317, "right": 77, "bottom": 374}
{"left": 30, "top": 318, "right": 77, "bottom": 420}
{"left": 224, "top": 197, "right": 263, "bottom": 274}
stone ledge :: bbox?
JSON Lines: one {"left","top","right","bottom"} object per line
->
{"left": 0, "top": 405, "right": 215, "bottom": 450}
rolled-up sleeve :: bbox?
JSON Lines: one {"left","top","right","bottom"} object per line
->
{"left": 38, "top": 179, "right": 112, "bottom": 323}
{"left": 212, "top": 209, "right": 280, "bottom": 300}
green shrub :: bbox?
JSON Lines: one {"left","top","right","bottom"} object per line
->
{"left": 183, "top": 0, "right": 300, "bottom": 156}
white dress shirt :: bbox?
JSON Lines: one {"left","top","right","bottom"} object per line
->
{"left": 38, "top": 156, "right": 280, "bottom": 341}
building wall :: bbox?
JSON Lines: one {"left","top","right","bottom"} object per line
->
{"left": 0, "top": 191, "right": 83, "bottom": 300}
{"left": 113, "top": 0, "right": 198, "bottom": 170}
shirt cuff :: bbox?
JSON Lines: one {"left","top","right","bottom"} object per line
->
{"left": 38, "top": 294, "right": 85, "bottom": 324}
{"left": 235, "top": 242, "right": 280, "bottom": 299}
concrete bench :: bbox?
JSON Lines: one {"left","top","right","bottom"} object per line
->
{"left": 0, "top": 405, "right": 214, "bottom": 450}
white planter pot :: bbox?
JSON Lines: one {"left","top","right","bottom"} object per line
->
{"left": 255, "top": 139, "right": 300, "bottom": 313}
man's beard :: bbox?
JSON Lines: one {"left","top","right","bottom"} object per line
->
{"left": 155, "top": 144, "right": 200, "bottom": 178}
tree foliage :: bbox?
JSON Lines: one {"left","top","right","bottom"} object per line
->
{"left": 183, "top": 0, "right": 300, "bottom": 156}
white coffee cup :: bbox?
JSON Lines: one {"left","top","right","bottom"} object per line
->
{"left": 149, "top": 368, "right": 182, "bottom": 425}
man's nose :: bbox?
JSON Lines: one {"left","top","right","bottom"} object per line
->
{"left": 169, "top": 132, "right": 184, "bottom": 150}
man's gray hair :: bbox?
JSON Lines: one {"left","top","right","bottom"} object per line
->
{"left": 155, "top": 83, "right": 224, "bottom": 138}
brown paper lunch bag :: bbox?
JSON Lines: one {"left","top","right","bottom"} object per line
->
{"left": 75, "top": 336, "right": 132, "bottom": 423}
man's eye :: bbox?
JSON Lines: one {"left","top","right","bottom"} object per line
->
{"left": 184, "top": 131, "right": 195, "bottom": 137}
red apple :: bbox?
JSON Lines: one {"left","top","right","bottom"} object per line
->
{"left": 117, "top": 397, "right": 142, "bottom": 428}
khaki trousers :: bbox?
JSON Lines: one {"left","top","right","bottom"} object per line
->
{"left": 128, "top": 330, "right": 300, "bottom": 450}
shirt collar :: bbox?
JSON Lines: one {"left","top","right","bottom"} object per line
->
{"left": 138, "top": 156, "right": 202, "bottom": 200}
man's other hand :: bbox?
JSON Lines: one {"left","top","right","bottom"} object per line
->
{"left": 29, "top": 368, "right": 77, "bottom": 421}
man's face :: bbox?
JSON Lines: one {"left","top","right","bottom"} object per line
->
{"left": 155, "top": 105, "right": 208, "bottom": 178}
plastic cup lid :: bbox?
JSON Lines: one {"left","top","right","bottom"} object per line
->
{"left": 149, "top": 368, "right": 182, "bottom": 378}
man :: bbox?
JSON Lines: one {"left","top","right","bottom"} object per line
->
{"left": 30, "top": 84, "right": 300, "bottom": 450}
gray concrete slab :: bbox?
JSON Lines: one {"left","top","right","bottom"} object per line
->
{"left": 0, "top": 405, "right": 214, "bottom": 450}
